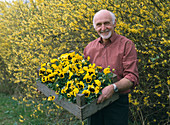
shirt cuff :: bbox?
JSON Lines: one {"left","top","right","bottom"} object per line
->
{"left": 124, "top": 73, "right": 139, "bottom": 88}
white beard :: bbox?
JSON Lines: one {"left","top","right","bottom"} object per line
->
{"left": 100, "top": 31, "right": 112, "bottom": 39}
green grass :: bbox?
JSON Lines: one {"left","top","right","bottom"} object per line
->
{"left": 0, "top": 93, "right": 22, "bottom": 125}
{"left": 0, "top": 93, "right": 86, "bottom": 125}
{"left": 0, "top": 92, "right": 138, "bottom": 125}
{"left": 0, "top": 92, "right": 139, "bottom": 125}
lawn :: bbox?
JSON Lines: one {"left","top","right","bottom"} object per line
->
{"left": 0, "top": 93, "right": 85, "bottom": 125}
{"left": 0, "top": 93, "right": 22, "bottom": 125}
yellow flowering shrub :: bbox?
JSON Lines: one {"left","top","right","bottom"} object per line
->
{"left": 114, "top": 1, "right": 169, "bottom": 124}
{"left": 0, "top": 0, "right": 169, "bottom": 124}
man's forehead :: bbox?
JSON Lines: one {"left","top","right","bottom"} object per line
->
{"left": 94, "top": 12, "right": 112, "bottom": 23}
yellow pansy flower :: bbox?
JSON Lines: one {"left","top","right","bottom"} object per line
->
{"left": 88, "top": 84, "right": 95, "bottom": 93}
{"left": 87, "top": 68, "right": 96, "bottom": 76}
{"left": 51, "top": 64, "right": 58, "bottom": 69}
{"left": 42, "top": 76, "right": 48, "bottom": 83}
{"left": 39, "top": 67, "right": 46, "bottom": 77}
{"left": 94, "top": 80, "right": 101, "bottom": 86}
{"left": 96, "top": 66, "right": 103, "bottom": 70}
{"left": 77, "top": 68, "right": 84, "bottom": 75}
{"left": 67, "top": 93, "right": 72, "bottom": 98}
{"left": 68, "top": 71, "right": 73, "bottom": 79}
{"left": 41, "top": 63, "right": 46, "bottom": 67}
{"left": 76, "top": 81, "right": 84, "bottom": 89}
{"left": 46, "top": 69, "right": 52, "bottom": 75}
{"left": 48, "top": 96, "right": 55, "bottom": 101}
{"left": 59, "top": 72, "right": 64, "bottom": 79}
{"left": 63, "top": 65, "right": 70, "bottom": 73}
{"left": 87, "top": 56, "right": 90, "bottom": 61}
{"left": 48, "top": 73, "right": 55, "bottom": 82}
{"left": 50, "top": 59, "right": 58, "bottom": 63}
{"left": 89, "top": 63, "right": 95, "bottom": 68}
{"left": 103, "top": 67, "right": 111, "bottom": 75}
{"left": 95, "top": 86, "right": 100, "bottom": 94}
{"left": 83, "top": 74, "right": 93, "bottom": 83}
{"left": 82, "top": 90, "right": 90, "bottom": 98}
{"left": 73, "top": 88, "right": 79, "bottom": 97}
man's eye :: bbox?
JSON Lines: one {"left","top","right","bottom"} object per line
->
{"left": 96, "top": 24, "right": 101, "bottom": 27}
{"left": 104, "top": 22, "right": 110, "bottom": 25}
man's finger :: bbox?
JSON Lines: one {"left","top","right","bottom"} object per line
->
{"left": 97, "top": 95, "right": 103, "bottom": 104}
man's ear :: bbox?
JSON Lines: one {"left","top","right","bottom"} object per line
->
{"left": 114, "top": 19, "right": 117, "bottom": 28}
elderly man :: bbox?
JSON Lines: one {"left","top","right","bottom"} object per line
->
{"left": 83, "top": 10, "right": 139, "bottom": 125}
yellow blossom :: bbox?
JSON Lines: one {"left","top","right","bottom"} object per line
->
{"left": 103, "top": 67, "right": 111, "bottom": 75}
{"left": 19, "top": 119, "right": 24, "bottom": 122}
{"left": 82, "top": 90, "right": 90, "bottom": 98}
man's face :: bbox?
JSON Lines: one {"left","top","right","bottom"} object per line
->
{"left": 94, "top": 12, "right": 115, "bottom": 39}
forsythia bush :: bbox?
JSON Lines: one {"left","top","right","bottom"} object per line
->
{"left": 0, "top": 0, "right": 169, "bottom": 124}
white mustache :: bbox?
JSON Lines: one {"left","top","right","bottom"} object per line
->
{"left": 100, "top": 29, "right": 110, "bottom": 33}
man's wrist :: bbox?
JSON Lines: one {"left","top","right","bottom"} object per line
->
{"left": 112, "top": 83, "right": 118, "bottom": 93}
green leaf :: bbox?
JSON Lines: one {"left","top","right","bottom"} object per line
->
{"left": 13, "top": 122, "right": 18, "bottom": 125}
{"left": 58, "top": 94, "right": 63, "bottom": 101}
{"left": 4, "top": 110, "right": 9, "bottom": 114}
{"left": 47, "top": 83, "right": 53, "bottom": 88}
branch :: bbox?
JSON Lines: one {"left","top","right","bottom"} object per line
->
{"left": 150, "top": 0, "right": 162, "bottom": 11}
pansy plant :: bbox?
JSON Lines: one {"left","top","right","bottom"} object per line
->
{"left": 38, "top": 52, "right": 114, "bottom": 104}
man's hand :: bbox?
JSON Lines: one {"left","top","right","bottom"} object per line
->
{"left": 97, "top": 84, "right": 114, "bottom": 104}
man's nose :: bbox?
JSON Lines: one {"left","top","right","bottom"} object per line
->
{"left": 101, "top": 24, "right": 106, "bottom": 31}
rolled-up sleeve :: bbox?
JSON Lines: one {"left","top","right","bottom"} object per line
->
{"left": 83, "top": 47, "right": 87, "bottom": 59}
{"left": 122, "top": 40, "right": 139, "bottom": 88}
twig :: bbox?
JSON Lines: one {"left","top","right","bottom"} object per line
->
{"left": 150, "top": 0, "right": 162, "bottom": 11}
{"left": 138, "top": 107, "right": 145, "bottom": 125}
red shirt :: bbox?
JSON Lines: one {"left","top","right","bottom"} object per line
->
{"left": 83, "top": 33, "right": 139, "bottom": 93}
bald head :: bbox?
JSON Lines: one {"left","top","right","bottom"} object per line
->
{"left": 93, "top": 10, "right": 116, "bottom": 29}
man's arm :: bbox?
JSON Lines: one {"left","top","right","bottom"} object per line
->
{"left": 97, "top": 78, "right": 133, "bottom": 104}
